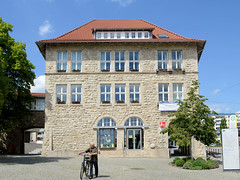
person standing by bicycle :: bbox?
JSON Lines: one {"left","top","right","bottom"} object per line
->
{"left": 78, "top": 143, "right": 98, "bottom": 179}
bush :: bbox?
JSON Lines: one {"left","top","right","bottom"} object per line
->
{"left": 173, "top": 157, "right": 181, "bottom": 164}
{"left": 190, "top": 166, "right": 203, "bottom": 170}
{"left": 183, "top": 160, "right": 193, "bottom": 169}
{"left": 207, "top": 160, "right": 219, "bottom": 169}
{"left": 192, "top": 158, "right": 211, "bottom": 169}
{"left": 175, "top": 159, "right": 185, "bottom": 167}
{"left": 182, "top": 156, "right": 191, "bottom": 162}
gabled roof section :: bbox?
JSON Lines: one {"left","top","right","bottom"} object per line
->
{"left": 31, "top": 93, "right": 45, "bottom": 98}
{"left": 36, "top": 19, "right": 206, "bottom": 60}
{"left": 37, "top": 19, "right": 202, "bottom": 42}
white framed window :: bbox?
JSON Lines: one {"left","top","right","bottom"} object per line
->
{"left": 97, "top": 32, "right": 101, "bottom": 39}
{"left": 158, "top": 84, "right": 169, "bottom": 102}
{"left": 129, "top": 51, "right": 139, "bottom": 71}
{"left": 97, "top": 118, "right": 117, "bottom": 148}
{"left": 115, "top": 52, "right": 125, "bottom": 71}
{"left": 124, "top": 117, "right": 143, "bottom": 127}
{"left": 31, "top": 99, "right": 45, "bottom": 110}
{"left": 56, "top": 85, "right": 67, "bottom": 104}
{"left": 110, "top": 32, "right": 114, "bottom": 39}
{"left": 125, "top": 32, "right": 129, "bottom": 38}
{"left": 100, "top": 84, "right": 111, "bottom": 103}
{"left": 71, "top": 52, "right": 82, "bottom": 71}
{"left": 158, "top": 51, "right": 168, "bottom": 69}
{"left": 172, "top": 51, "right": 182, "bottom": 69}
{"left": 144, "top": 32, "right": 149, "bottom": 38}
{"left": 138, "top": 32, "right": 142, "bottom": 38}
{"left": 71, "top": 85, "right": 81, "bottom": 104}
{"left": 57, "top": 52, "right": 67, "bottom": 71}
{"left": 173, "top": 84, "right": 183, "bottom": 102}
{"left": 104, "top": 33, "right": 108, "bottom": 39}
{"left": 117, "top": 33, "right": 121, "bottom": 39}
{"left": 115, "top": 84, "right": 125, "bottom": 103}
{"left": 132, "top": 32, "right": 135, "bottom": 38}
{"left": 130, "top": 84, "right": 140, "bottom": 103}
{"left": 101, "top": 52, "right": 111, "bottom": 71}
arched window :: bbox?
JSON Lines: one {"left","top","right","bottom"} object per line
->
{"left": 124, "top": 117, "right": 144, "bottom": 150}
{"left": 97, "top": 118, "right": 117, "bottom": 149}
{"left": 124, "top": 117, "right": 143, "bottom": 127}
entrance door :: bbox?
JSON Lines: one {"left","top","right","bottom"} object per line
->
{"left": 127, "top": 129, "right": 142, "bottom": 149}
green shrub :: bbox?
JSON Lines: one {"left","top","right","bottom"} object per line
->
{"left": 196, "top": 157, "right": 203, "bottom": 161}
{"left": 207, "top": 160, "right": 219, "bottom": 169}
{"left": 201, "top": 161, "right": 211, "bottom": 169}
{"left": 182, "top": 156, "right": 191, "bottom": 162}
{"left": 192, "top": 159, "right": 203, "bottom": 167}
{"left": 173, "top": 157, "right": 180, "bottom": 164}
{"left": 175, "top": 159, "right": 185, "bottom": 167}
{"left": 190, "top": 166, "right": 203, "bottom": 170}
{"left": 183, "top": 160, "right": 193, "bottom": 169}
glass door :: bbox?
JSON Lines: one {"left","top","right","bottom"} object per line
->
{"left": 127, "top": 129, "right": 142, "bottom": 150}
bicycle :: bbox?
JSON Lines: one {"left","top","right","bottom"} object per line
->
{"left": 80, "top": 153, "right": 90, "bottom": 180}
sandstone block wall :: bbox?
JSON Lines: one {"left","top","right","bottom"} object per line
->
{"left": 43, "top": 42, "right": 199, "bottom": 157}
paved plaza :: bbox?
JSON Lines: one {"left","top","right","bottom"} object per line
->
{"left": 0, "top": 155, "right": 239, "bottom": 180}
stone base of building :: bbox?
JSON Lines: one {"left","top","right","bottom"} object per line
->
{"left": 43, "top": 148, "right": 169, "bottom": 158}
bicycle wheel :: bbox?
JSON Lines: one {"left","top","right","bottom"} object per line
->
{"left": 80, "top": 162, "right": 84, "bottom": 180}
{"left": 85, "top": 161, "right": 90, "bottom": 176}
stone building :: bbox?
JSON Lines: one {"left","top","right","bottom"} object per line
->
{"left": 36, "top": 19, "right": 205, "bottom": 157}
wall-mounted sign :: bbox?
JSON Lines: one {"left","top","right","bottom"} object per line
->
{"left": 159, "top": 122, "right": 166, "bottom": 127}
{"left": 229, "top": 115, "right": 237, "bottom": 129}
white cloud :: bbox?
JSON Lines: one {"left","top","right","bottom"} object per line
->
{"left": 209, "top": 104, "right": 231, "bottom": 113}
{"left": 212, "top": 88, "right": 221, "bottom": 95}
{"left": 39, "top": 20, "right": 53, "bottom": 36}
{"left": 236, "top": 110, "right": 240, "bottom": 114}
{"left": 31, "top": 75, "right": 45, "bottom": 93}
{"left": 111, "top": 0, "right": 134, "bottom": 7}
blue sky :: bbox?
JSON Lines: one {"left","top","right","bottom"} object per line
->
{"left": 1, "top": 0, "right": 240, "bottom": 113}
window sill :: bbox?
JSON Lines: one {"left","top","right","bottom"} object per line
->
{"left": 72, "top": 101, "right": 81, "bottom": 104}
{"left": 130, "top": 103, "right": 141, "bottom": 106}
{"left": 99, "top": 147, "right": 116, "bottom": 150}
{"left": 101, "top": 69, "right": 110, "bottom": 72}
{"left": 100, "top": 102, "right": 112, "bottom": 106}
{"left": 115, "top": 69, "right": 124, "bottom": 72}
{"left": 130, "top": 100, "right": 139, "bottom": 103}
{"left": 130, "top": 69, "right": 139, "bottom": 72}
{"left": 57, "top": 101, "right": 66, "bottom": 104}
{"left": 116, "top": 100, "right": 125, "bottom": 104}
{"left": 57, "top": 70, "right": 66, "bottom": 72}
{"left": 72, "top": 69, "right": 81, "bottom": 72}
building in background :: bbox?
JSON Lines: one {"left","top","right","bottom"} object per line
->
{"left": 36, "top": 19, "right": 205, "bottom": 157}
{"left": 211, "top": 113, "right": 240, "bottom": 141}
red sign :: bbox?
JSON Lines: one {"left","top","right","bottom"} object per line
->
{"left": 159, "top": 122, "right": 166, "bottom": 127}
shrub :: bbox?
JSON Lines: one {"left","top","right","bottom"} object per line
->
{"left": 192, "top": 159, "right": 203, "bottom": 167}
{"left": 182, "top": 156, "right": 191, "bottom": 162}
{"left": 173, "top": 157, "right": 181, "bottom": 164}
{"left": 196, "top": 157, "right": 203, "bottom": 161}
{"left": 201, "top": 161, "right": 211, "bottom": 169}
{"left": 207, "top": 160, "right": 219, "bottom": 169}
{"left": 183, "top": 160, "right": 193, "bottom": 169}
{"left": 175, "top": 159, "right": 185, "bottom": 167}
{"left": 190, "top": 166, "right": 203, "bottom": 170}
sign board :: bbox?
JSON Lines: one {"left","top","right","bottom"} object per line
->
{"left": 229, "top": 115, "right": 237, "bottom": 128}
{"left": 222, "top": 128, "right": 240, "bottom": 171}
{"left": 159, "top": 102, "right": 179, "bottom": 111}
{"left": 159, "top": 122, "right": 166, "bottom": 127}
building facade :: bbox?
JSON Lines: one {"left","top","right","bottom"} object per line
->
{"left": 36, "top": 20, "right": 205, "bottom": 157}
{"left": 211, "top": 113, "right": 240, "bottom": 141}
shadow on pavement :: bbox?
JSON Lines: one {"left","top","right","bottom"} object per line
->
{"left": 0, "top": 155, "right": 71, "bottom": 165}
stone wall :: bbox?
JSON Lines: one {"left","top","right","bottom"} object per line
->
{"left": 43, "top": 42, "right": 199, "bottom": 157}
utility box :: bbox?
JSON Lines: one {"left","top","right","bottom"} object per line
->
{"left": 222, "top": 128, "right": 240, "bottom": 171}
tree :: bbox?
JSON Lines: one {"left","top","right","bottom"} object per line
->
{"left": 161, "top": 81, "right": 217, "bottom": 149}
{"left": 219, "top": 118, "right": 228, "bottom": 144}
{"left": 0, "top": 17, "right": 35, "bottom": 132}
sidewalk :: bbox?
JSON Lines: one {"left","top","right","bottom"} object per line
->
{"left": 0, "top": 155, "right": 239, "bottom": 180}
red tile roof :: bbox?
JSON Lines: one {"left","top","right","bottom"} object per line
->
{"left": 37, "top": 19, "right": 204, "bottom": 42}
{"left": 31, "top": 93, "right": 45, "bottom": 98}
{"left": 36, "top": 19, "right": 206, "bottom": 60}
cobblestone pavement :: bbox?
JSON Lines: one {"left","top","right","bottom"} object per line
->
{"left": 0, "top": 155, "right": 239, "bottom": 180}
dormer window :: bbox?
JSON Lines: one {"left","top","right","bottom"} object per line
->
{"left": 158, "top": 34, "right": 169, "bottom": 38}
{"left": 95, "top": 31, "right": 152, "bottom": 39}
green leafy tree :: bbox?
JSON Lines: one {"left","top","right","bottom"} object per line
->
{"left": 161, "top": 81, "right": 217, "bottom": 148}
{"left": 0, "top": 17, "right": 35, "bottom": 132}
{"left": 219, "top": 118, "right": 228, "bottom": 144}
